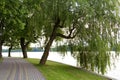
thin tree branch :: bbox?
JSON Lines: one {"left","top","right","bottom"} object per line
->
{"left": 57, "top": 17, "right": 78, "bottom": 39}
{"left": 57, "top": 32, "right": 77, "bottom": 39}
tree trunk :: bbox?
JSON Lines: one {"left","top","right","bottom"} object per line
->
{"left": 40, "top": 25, "right": 59, "bottom": 65}
{"left": 40, "top": 18, "right": 60, "bottom": 65}
{"left": 39, "top": 37, "right": 55, "bottom": 65}
{"left": 8, "top": 45, "right": 12, "bottom": 57}
{"left": 20, "top": 38, "right": 28, "bottom": 58}
{"left": 0, "top": 41, "right": 2, "bottom": 58}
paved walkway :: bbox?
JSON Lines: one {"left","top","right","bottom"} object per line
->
{"left": 0, "top": 58, "right": 45, "bottom": 80}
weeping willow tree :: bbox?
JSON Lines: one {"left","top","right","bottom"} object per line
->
{"left": 67, "top": 0, "right": 120, "bottom": 74}
{"left": 38, "top": 0, "right": 120, "bottom": 74}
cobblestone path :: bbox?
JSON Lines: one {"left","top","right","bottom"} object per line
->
{"left": 0, "top": 58, "right": 45, "bottom": 80}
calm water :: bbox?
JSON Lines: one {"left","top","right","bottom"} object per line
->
{"left": 2, "top": 52, "right": 120, "bottom": 80}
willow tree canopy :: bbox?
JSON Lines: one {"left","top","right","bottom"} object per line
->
{"left": 1, "top": 0, "right": 120, "bottom": 74}
{"left": 37, "top": 0, "right": 120, "bottom": 74}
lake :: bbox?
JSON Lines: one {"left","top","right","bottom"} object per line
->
{"left": 2, "top": 52, "right": 120, "bottom": 80}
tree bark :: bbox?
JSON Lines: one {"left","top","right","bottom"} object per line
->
{"left": 39, "top": 24, "right": 59, "bottom": 65}
{"left": 0, "top": 41, "right": 2, "bottom": 58}
{"left": 0, "top": 19, "right": 4, "bottom": 58}
{"left": 39, "top": 36, "right": 55, "bottom": 65}
{"left": 20, "top": 38, "right": 28, "bottom": 58}
{"left": 8, "top": 45, "right": 12, "bottom": 57}
{"left": 40, "top": 18, "right": 61, "bottom": 65}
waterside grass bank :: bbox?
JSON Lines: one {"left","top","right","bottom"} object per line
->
{"left": 0, "top": 58, "right": 2, "bottom": 63}
{"left": 27, "top": 58, "right": 110, "bottom": 80}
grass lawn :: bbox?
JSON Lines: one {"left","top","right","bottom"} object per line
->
{"left": 0, "top": 58, "right": 2, "bottom": 63}
{"left": 27, "top": 58, "right": 108, "bottom": 80}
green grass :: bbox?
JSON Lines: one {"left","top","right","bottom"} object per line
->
{"left": 0, "top": 58, "right": 3, "bottom": 63}
{"left": 27, "top": 58, "right": 108, "bottom": 80}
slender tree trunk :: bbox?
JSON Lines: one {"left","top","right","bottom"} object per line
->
{"left": 40, "top": 18, "right": 60, "bottom": 65}
{"left": 8, "top": 45, "right": 12, "bottom": 57}
{"left": 0, "top": 20, "right": 2, "bottom": 58}
{"left": 39, "top": 36, "right": 55, "bottom": 65}
{"left": 0, "top": 41, "right": 2, "bottom": 58}
{"left": 40, "top": 24, "right": 59, "bottom": 65}
{"left": 20, "top": 38, "right": 28, "bottom": 58}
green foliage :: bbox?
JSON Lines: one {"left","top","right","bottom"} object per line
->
{"left": 38, "top": 0, "right": 79, "bottom": 43}
{"left": 1, "top": 0, "right": 120, "bottom": 74}
{"left": 56, "top": 45, "right": 68, "bottom": 55}
{"left": 0, "top": 0, "right": 43, "bottom": 54}
{"left": 36, "top": 0, "right": 120, "bottom": 74}
{"left": 58, "top": 0, "right": 120, "bottom": 74}
{"left": 0, "top": 0, "right": 23, "bottom": 49}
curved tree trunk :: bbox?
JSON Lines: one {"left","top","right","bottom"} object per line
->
{"left": 0, "top": 39, "right": 4, "bottom": 58}
{"left": 0, "top": 42, "right": 2, "bottom": 58}
{"left": 39, "top": 24, "right": 59, "bottom": 65}
{"left": 8, "top": 45, "right": 12, "bottom": 57}
{"left": 39, "top": 36, "right": 55, "bottom": 65}
{"left": 20, "top": 38, "right": 28, "bottom": 58}
{"left": 40, "top": 18, "right": 61, "bottom": 65}
{"left": 39, "top": 16, "right": 76, "bottom": 65}
{"left": 0, "top": 19, "right": 3, "bottom": 58}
